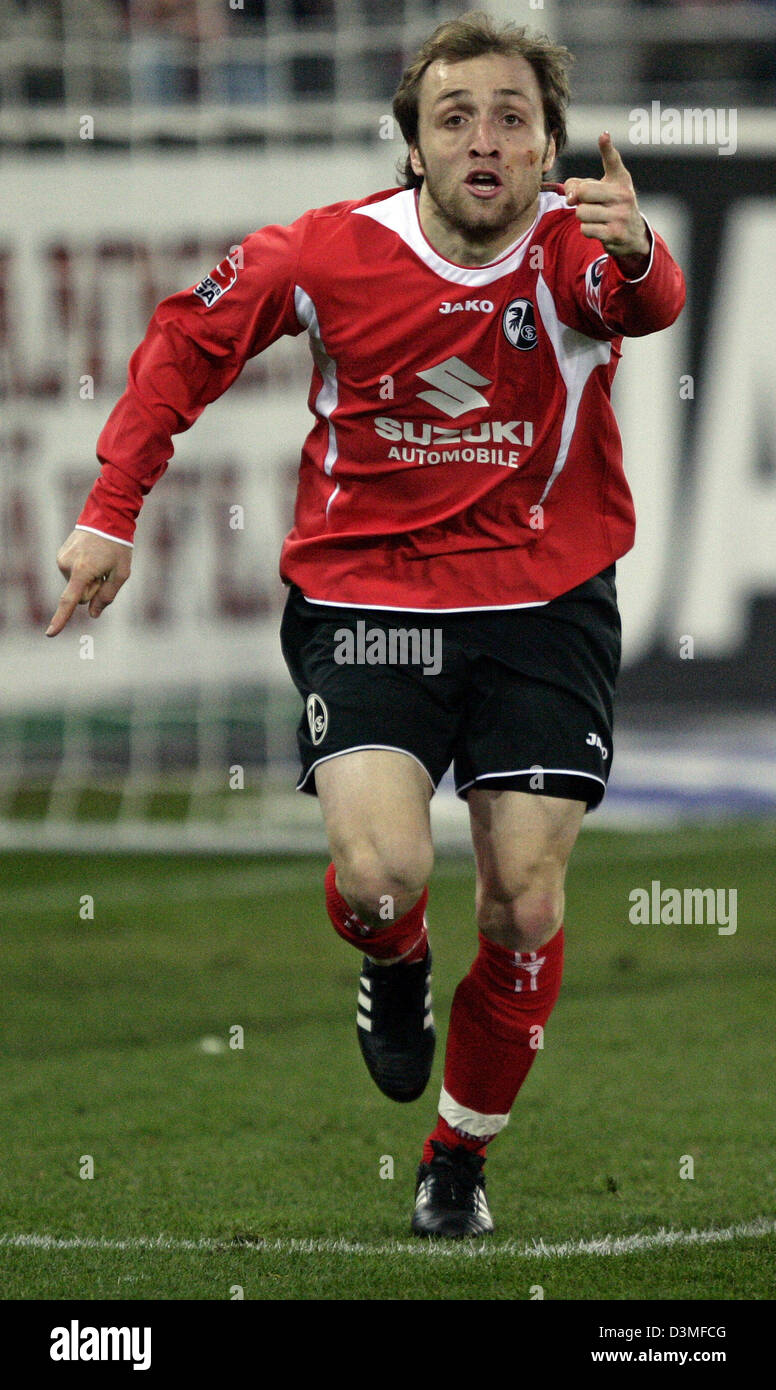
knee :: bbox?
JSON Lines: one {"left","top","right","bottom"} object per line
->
{"left": 333, "top": 837, "right": 433, "bottom": 923}
{"left": 477, "top": 865, "right": 564, "bottom": 951}
{"left": 507, "top": 888, "right": 564, "bottom": 947}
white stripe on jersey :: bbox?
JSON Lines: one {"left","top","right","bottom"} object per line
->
{"left": 294, "top": 285, "right": 339, "bottom": 480}
{"left": 353, "top": 187, "right": 569, "bottom": 288}
{"left": 535, "top": 274, "right": 612, "bottom": 504}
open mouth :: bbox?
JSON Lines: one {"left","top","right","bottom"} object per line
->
{"left": 465, "top": 170, "right": 504, "bottom": 199}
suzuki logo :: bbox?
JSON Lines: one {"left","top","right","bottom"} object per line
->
{"left": 416, "top": 355, "right": 492, "bottom": 419}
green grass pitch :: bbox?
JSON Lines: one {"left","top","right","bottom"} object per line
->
{"left": 1, "top": 823, "right": 774, "bottom": 1301}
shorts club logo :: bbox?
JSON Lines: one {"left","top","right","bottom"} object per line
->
{"left": 502, "top": 298, "right": 537, "bottom": 351}
{"left": 306, "top": 693, "right": 328, "bottom": 746}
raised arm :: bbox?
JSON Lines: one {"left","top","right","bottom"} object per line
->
{"left": 556, "top": 131, "right": 686, "bottom": 338}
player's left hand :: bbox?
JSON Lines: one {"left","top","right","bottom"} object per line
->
{"left": 564, "top": 132, "right": 650, "bottom": 262}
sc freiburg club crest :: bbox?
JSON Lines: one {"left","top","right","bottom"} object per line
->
{"left": 502, "top": 298, "right": 537, "bottom": 351}
{"left": 306, "top": 693, "right": 328, "bottom": 746}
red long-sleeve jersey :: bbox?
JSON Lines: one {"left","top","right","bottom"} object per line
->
{"left": 77, "top": 183, "right": 685, "bottom": 611}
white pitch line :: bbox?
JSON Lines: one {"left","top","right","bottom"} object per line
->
{"left": 3, "top": 863, "right": 316, "bottom": 914}
{"left": 1, "top": 859, "right": 476, "bottom": 915}
{"left": 5, "top": 829, "right": 770, "bottom": 915}
{"left": 1, "top": 1217, "right": 774, "bottom": 1261}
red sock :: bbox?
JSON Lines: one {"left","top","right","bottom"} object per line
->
{"left": 324, "top": 862, "right": 428, "bottom": 963}
{"left": 423, "top": 927, "right": 564, "bottom": 1161}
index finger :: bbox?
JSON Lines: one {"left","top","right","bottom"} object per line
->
{"left": 45, "top": 574, "right": 100, "bottom": 637}
{"left": 599, "top": 130, "right": 626, "bottom": 176}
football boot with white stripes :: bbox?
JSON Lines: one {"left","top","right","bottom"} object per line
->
{"left": 356, "top": 949, "right": 435, "bottom": 1102}
{"left": 411, "top": 1140, "right": 494, "bottom": 1238}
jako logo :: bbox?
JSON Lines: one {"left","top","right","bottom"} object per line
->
{"left": 416, "top": 356, "right": 491, "bottom": 418}
{"left": 306, "top": 693, "right": 328, "bottom": 746}
{"left": 586, "top": 731, "right": 609, "bottom": 761}
{"left": 439, "top": 299, "right": 494, "bottom": 314}
{"left": 50, "top": 1320, "right": 151, "bottom": 1371}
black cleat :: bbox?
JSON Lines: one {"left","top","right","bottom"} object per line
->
{"left": 356, "top": 949, "right": 435, "bottom": 1102}
{"left": 411, "top": 1140, "right": 494, "bottom": 1238}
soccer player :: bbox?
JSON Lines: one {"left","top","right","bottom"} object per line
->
{"left": 47, "top": 13, "right": 685, "bottom": 1237}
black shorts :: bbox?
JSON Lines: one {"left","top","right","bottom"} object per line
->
{"left": 280, "top": 566, "right": 621, "bottom": 811}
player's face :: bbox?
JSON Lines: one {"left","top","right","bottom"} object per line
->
{"left": 410, "top": 54, "right": 556, "bottom": 261}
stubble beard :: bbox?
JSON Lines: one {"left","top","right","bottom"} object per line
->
{"left": 420, "top": 161, "right": 536, "bottom": 248}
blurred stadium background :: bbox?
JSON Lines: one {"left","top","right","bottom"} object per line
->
{"left": 2, "top": 0, "right": 775, "bottom": 851}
